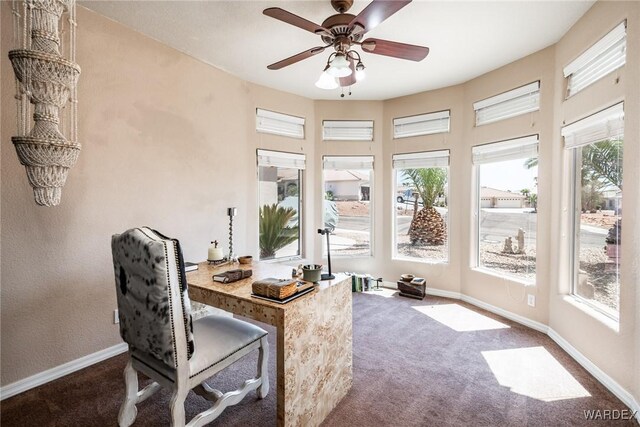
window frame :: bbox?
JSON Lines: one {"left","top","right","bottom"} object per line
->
{"left": 322, "top": 120, "right": 374, "bottom": 141}
{"left": 256, "top": 149, "right": 305, "bottom": 261}
{"left": 473, "top": 81, "right": 540, "bottom": 126}
{"left": 472, "top": 136, "right": 539, "bottom": 284}
{"left": 256, "top": 108, "right": 305, "bottom": 139}
{"left": 392, "top": 150, "right": 450, "bottom": 264}
{"left": 562, "top": 103, "right": 624, "bottom": 321}
{"left": 322, "top": 155, "right": 375, "bottom": 258}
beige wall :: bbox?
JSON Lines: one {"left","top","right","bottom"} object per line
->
{"left": 1, "top": 0, "right": 638, "bottom": 410}
{"left": 0, "top": 5, "right": 315, "bottom": 385}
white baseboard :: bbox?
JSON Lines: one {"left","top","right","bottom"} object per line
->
{"left": 547, "top": 328, "right": 640, "bottom": 422}
{"left": 459, "top": 294, "right": 549, "bottom": 334}
{"left": 0, "top": 342, "right": 128, "bottom": 400}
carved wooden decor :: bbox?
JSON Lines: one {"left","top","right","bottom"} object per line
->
{"left": 9, "top": 0, "right": 80, "bottom": 206}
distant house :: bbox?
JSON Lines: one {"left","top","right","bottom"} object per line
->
{"left": 480, "top": 187, "right": 526, "bottom": 208}
{"left": 325, "top": 170, "right": 370, "bottom": 201}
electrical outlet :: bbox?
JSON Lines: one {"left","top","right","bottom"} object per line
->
{"left": 527, "top": 294, "right": 535, "bottom": 307}
{"left": 113, "top": 309, "right": 119, "bottom": 324}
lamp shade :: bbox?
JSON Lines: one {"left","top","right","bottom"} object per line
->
{"left": 315, "top": 71, "right": 339, "bottom": 90}
{"left": 327, "top": 54, "right": 352, "bottom": 78}
{"left": 355, "top": 67, "right": 366, "bottom": 82}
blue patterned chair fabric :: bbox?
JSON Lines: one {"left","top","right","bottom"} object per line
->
{"left": 111, "top": 227, "right": 194, "bottom": 369}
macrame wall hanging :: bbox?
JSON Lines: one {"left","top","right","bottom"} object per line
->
{"left": 9, "top": 0, "right": 81, "bottom": 207}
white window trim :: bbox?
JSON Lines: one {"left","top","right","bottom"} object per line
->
{"left": 257, "top": 149, "right": 306, "bottom": 170}
{"left": 392, "top": 150, "right": 450, "bottom": 264}
{"left": 256, "top": 149, "right": 306, "bottom": 262}
{"left": 322, "top": 120, "right": 374, "bottom": 141}
{"left": 322, "top": 156, "right": 374, "bottom": 258}
{"left": 563, "top": 21, "right": 626, "bottom": 97}
{"left": 256, "top": 108, "right": 305, "bottom": 139}
{"left": 393, "top": 110, "right": 450, "bottom": 139}
{"left": 473, "top": 81, "right": 540, "bottom": 126}
{"left": 473, "top": 138, "right": 538, "bottom": 284}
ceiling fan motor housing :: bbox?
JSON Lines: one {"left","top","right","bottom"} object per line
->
{"left": 331, "top": 0, "right": 353, "bottom": 13}
{"left": 320, "top": 13, "right": 363, "bottom": 45}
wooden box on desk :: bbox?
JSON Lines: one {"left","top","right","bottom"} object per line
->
{"left": 397, "top": 279, "right": 426, "bottom": 300}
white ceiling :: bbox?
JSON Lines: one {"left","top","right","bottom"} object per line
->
{"left": 81, "top": 0, "right": 595, "bottom": 101}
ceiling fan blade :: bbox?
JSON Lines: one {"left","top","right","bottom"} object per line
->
{"left": 339, "top": 59, "right": 357, "bottom": 87}
{"left": 348, "top": 0, "right": 411, "bottom": 34}
{"left": 361, "top": 38, "right": 429, "bottom": 61}
{"left": 264, "top": 7, "right": 332, "bottom": 37}
{"left": 267, "top": 46, "right": 327, "bottom": 70}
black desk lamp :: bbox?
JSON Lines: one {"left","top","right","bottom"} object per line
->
{"left": 318, "top": 228, "right": 335, "bottom": 280}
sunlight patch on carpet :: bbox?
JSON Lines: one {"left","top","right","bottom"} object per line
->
{"left": 412, "top": 304, "right": 510, "bottom": 332}
{"left": 482, "top": 346, "right": 591, "bottom": 402}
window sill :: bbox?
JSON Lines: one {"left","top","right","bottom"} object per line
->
{"left": 562, "top": 295, "right": 620, "bottom": 333}
{"left": 471, "top": 267, "right": 536, "bottom": 287}
{"left": 392, "top": 256, "right": 449, "bottom": 266}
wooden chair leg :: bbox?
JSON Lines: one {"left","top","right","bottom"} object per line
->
{"left": 257, "top": 336, "right": 269, "bottom": 399}
{"left": 170, "top": 388, "right": 189, "bottom": 427}
{"left": 118, "top": 359, "right": 139, "bottom": 427}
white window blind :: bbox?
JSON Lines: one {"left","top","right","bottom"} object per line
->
{"left": 472, "top": 135, "right": 539, "bottom": 165}
{"left": 562, "top": 102, "right": 624, "bottom": 149}
{"left": 256, "top": 108, "right": 305, "bottom": 139}
{"left": 393, "top": 150, "right": 450, "bottom": 169}
{"left": 564, "top": 22, "right": 626, "bottom": 97}
{"left": 323, "top": 155, "right": 374, "bottom": 170}
{"left": 322, "top": 120, "right": 374, "bottom": 141}
{"left": 257, "top": 149, "right": 306, "bottom": 169}
{"left": 473, "top": 82, "right": 540, "bottom": 126}
{"left": 393, "top": 111, "right": 450, "bottom": 138}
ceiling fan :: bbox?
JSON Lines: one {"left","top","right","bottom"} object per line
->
{"left": 263, "top": 0, "right": 429, "bottom": 93}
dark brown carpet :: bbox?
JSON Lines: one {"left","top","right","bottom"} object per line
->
{"left": 2, "top": 292, "right": 635, "bottom": 426}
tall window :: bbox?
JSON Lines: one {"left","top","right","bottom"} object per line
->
{"left": 562, "top": 103, "right": 624, "bottom": 319}
{"left": 473, "top": 135, "right": 539, "bottom": 282}
{"left": 393, "top": 150, "right": 449, "bottom": 262}
{"left": 323, "top": 156, "right": 374, "bottom": 257}
{"left": 257, "top": 149, "right": 305, "bottom": 260}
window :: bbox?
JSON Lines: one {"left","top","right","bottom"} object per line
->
{"left": 393, "top": 110, "right": 450, "bottom": 139}
{"left": 472, "top": 135, "right": 539, "bottom": 282}
{"left": 562, "top": 102, "right": 623, "bottom": 319}
{"left": 257, "top": 149, "right": 305, "bottom": 260}
{"left": 322, "top": 120, "right": 374, "bottom": 141}
{"left": 256, "top": 108, "right": 305, "bottom": 139}
{"left": 323, "top": 156, "right": 374, "bottom": 257}
{"left": 564, "top": 22, "right": 626, "bottom": 97}
{"left": 393, "top": 150, "right": 449, "bottom": 263}
{"left": 474, "top": 81, "right": 540, "bottom": 126}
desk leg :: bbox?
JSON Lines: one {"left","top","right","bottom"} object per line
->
{"left": 276, "top": 281, "right": 353, "bottom": 427}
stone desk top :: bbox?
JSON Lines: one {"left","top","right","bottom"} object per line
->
{"left": 187, "top": 261, "right": 347, "bottom": 311}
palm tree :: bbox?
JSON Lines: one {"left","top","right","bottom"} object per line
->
{"left": 259, "top": 204, "right": 298, "bottom": 259}
{"left": 402, "top": 168, "right": 447, "bottom": 246}
{"left": 582, "top": 138, "right": 623, "bottom": 190}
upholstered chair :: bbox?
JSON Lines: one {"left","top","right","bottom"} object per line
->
{"left": 111, "top": 227, "right": 269, "bottom": 426}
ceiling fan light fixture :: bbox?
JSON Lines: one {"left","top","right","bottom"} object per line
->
{"left": 327, "top": 53, "right": 352, "bottom": 78}
{"left": 315, "top": 71, "right": 339, "bottom": 90}
{"left": 355, "top": 61, "right": 366, "bottom": 81}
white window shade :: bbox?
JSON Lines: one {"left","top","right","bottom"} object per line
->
{"left": 564, "top": 22, "right": 626, "bottom": 97}
{"left": 322, "top": 120, "right": 374, "bottom": 141}
{"left": 562, "top": 102, "right": 624, "bottom": 149}
{"left": 256, "top": 108, "right": 305, "bottom": 139}
{"left": 393, "top": 111, "right": 450, "bottom": 138}
{"left": 472, "top": 135, "right": 539, "bottom": 165}
{"left": 393, "top": 150, "right": 450, "bottom": 169}
{"left": 474, "top": 82, "right": 540, "bottom": 126}
{"left": 257, "top": 149, "right": 306, "bottom": 169}
{"left": 323, "top": 155, "right": 374, "bottom": 170}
